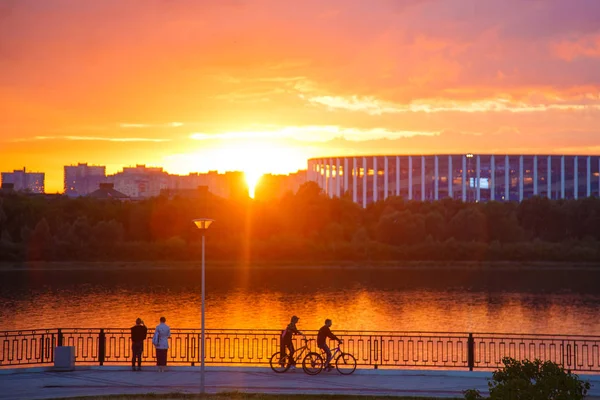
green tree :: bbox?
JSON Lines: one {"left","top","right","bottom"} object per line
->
{"left": 28, "top": 218, "right": 54, "bottom": 260}
{"left": 0, "top": 229, "right": 12, "bottom": 243}
{"left": 448, "top": 207, "right": 487, "bottom": 242}
{"left": 68, "top": 216, "right": 93, "bottom": 245}
{"left": 424, "top": 211, "right": 446, "bottom": 241}
{"left": 93, "top": 220, "right": 124, "bottom": 246}
{"left": 484, "top": 201, "right": 523, "bottom": 243}
{"left": 0, "top": 198, "right": 6, "bottom": 234}
{"left": 376, "top": 210, "right": 426, "bottom": 245}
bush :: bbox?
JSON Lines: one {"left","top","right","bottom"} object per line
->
{"left": 463, "top": 388, "right": 484, "bottom": 400}
{"left": 464, "top": 357, "right": 590, "bottom": 400}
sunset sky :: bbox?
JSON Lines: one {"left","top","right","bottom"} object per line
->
{"left": 2, "top": 0, "right": 600, "bottom": 193}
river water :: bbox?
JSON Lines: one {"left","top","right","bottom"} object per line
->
{"left": 1, "top": 267, "right": 600, "bottom": 335}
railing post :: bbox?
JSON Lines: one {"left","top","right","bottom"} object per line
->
{"left": 186, "top": 332, "right": 191, "bottom": 366}
{"left": 373, "top": 336, "right": 379, "bottom": 369}
{"left": 369, "top": 335, "right": 373, "bottom": 367}
{"left": 40, "top": 334, "right": 45, "bottom": 363}
{"left": 562, "top": 339, "right": 567, "bottom": 370}
{"left": 98, "top": 329, "right": 106, "bottom": 366}
{"left": 57, "top": 329, "right": 63, "bottom": 347}
{"left": 467, "top": 333, "right": 475, "bottom": 371}
{"left": 376, "top": 335, "right": 384, "bottom": 369}
{"left": 573, "top": 341, "right": 577, "bottom": 373}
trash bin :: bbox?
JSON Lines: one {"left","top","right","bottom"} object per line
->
{"left": 54, "top": 346, "right": 75, "bottom": 371}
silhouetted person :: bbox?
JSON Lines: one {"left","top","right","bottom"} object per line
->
{"left": 280, "top": 315, "right": 302, "bottom": 368}
{"left": 317, "top": 318, "right": 341, "bottom": 370}
{"left": 152, "top": 316, "right": 171, "bottom": 372}
{"left": 130, "top": 318, "right": 148, "bottom": 371}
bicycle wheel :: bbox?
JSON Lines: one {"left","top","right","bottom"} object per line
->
{"left": 335, "top": 353, "right": 357, "bottom": 375}
{"left": 270, "top": 352, "right": 291, "bottom": 373}
{"left": 302, "top": 352, "right": 324, "bottom": 375}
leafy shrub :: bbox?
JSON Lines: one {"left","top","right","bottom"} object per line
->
{"left": 463, "top": 388, "right": 483, "bottom": 400}
{"left": 464, "top": 357, "right": 590, "bottom": 400}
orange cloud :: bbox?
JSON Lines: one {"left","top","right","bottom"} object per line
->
{"left": 553, "top": 35, "right": 600, "bottom": 61}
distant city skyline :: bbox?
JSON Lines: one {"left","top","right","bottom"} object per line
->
{"left": 1, "top": 163, "right": 307, "bottom": 199}
{"left": 2, "top": 1, "right": 600, "bottom": 193}
{"left": 2, "top": 161, "right": 308, "bottom": 194}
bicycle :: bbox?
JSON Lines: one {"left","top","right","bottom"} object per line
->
{"left": 269, "top": 336, "right": 324, "bottom": 375}
{"left": 309, "top": 340, "right": 357, "bottom": 375}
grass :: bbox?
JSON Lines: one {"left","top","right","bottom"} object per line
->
{"left": 51, "top": 391, "right": 460, "bottom": 400}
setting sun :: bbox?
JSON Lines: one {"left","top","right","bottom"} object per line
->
{"left": 244, "top": 170, "right": 263, "bottom": 198}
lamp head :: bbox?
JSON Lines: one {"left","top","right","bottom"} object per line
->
{"left": 193, "top": 218, "right": 215, "bottom": 230}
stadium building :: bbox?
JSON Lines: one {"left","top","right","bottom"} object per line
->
{"left": 307, "top": 155, "right": 600, "bottom": 206}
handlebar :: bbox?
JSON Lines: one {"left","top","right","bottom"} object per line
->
{"left": 298, "top": 336, "right": 343, "bottom": 344}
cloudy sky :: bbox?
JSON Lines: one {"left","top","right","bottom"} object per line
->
{"left": 1, "top": 0, "right": 600, "bottom": 192}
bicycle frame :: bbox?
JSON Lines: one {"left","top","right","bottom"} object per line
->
{"left": 332, "top": 345, "right": 342, "bottom": 359}
{"left": 291, "top": 342, "right": 311, "bottom": 364}
{"left": 283, "top": 337, "right": 313, "bottom": 364}
{"left": 323, "top": 341, "right": 357, "bottom": 375}
{"left": 325, "top": 343, "right": 343, "bottom": 363}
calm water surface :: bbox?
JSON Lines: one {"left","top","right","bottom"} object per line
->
{"left": 1, "top": 267, "right": 600, "bottom": 335}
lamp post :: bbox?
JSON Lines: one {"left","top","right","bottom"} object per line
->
{"left": 192, "top": 218, "right": 214, "bottom": 394}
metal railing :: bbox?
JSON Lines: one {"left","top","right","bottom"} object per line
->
{"left": 1, "top": 328, "right": 599, "bottom": 372}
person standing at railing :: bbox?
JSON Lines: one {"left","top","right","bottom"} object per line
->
{"left": 152, "top": 316, "right": 171, "bottom": 372}
{"left": 130, "top": 318, "right": 148, "bottom": 371}
{"left": 280, "top": 315, "right": 303, "bottom": 369}
{"left": 317, "top": 319, "right": 342, "bottom": 371}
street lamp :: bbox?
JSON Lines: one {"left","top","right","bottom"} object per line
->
{"left": 192, "top": 218, "right": 214, "bottom": 394}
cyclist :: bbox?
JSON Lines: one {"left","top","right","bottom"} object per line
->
{"left": 317, "top": 318, "right": 342, "bottom": 370}
{"left": 280, "top": 315, "right": 303, "bottom": 368}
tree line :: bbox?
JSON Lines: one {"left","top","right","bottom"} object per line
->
{"left": 1, "top": 181, "right": 600, "bottom": 263}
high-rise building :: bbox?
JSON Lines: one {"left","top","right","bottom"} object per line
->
{"left": 169, "top": 171, "right": 248, "bottom": 199}
{"left": 254, "top": 171, "right": 307, "bottom": 201}
{"left": 108, "top": 165, "right": 171, "bottom": 198}
{"left": 0, "top": 168, "right": 45, "bottom": 193}
{"left": 64, "top": 163, "right": 106, "bottom": 197}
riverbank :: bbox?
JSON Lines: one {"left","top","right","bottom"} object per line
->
{"left": 2, "top": 260, "right": 600, "bottom": 271}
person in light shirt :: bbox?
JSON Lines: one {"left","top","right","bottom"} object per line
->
{"left": 152, "top": 316, "right": 171, "bottom": 372}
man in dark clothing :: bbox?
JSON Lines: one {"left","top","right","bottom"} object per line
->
{"left": 280, "top": 315, "right": 303, "bottom": 367}
{"left": 130, "top": 318, "right": 148, "bottom": 371}
{"left": 317, "top": 319, "right": 341, "bottom": 370}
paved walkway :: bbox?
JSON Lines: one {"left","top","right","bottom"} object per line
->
{"left": 1, "top": 366, "right": 599, "bottom": 400}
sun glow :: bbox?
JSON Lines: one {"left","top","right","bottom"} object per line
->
{"left": 244, "top": 170, "right": 263, "bottom": 199}
{"left": 161, "top": 139, "right": 308, "bottom": 198}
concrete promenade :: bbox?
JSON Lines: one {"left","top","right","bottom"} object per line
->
{"left": 1, "top": 366, "right": 599, "bottom": 400}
